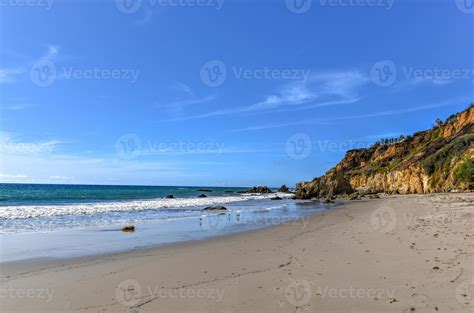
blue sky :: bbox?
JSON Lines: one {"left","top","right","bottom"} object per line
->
{"left": 0, "top": 0, "right": 472, "bottom": 187}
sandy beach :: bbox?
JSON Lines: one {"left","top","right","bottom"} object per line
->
{"left": 1, "top": 193, "right": 473, "bottom": 313}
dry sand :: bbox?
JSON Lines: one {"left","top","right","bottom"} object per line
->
{"left": 1, "top": 193, "right": 473, "bottom": 312}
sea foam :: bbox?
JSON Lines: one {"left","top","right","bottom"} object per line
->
{"left": 0, "top": 193, "right": 288, "bottom": 220}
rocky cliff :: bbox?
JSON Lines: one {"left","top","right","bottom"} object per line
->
{"left": 295, "top": 105, "right": 474, "bottom": 199}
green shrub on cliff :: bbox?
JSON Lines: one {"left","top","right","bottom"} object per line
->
{"left": 455, "top": 158, "right": 474, "bottom": 189}
{"left": 421, "top": 134, "right": 474, "bottom": 175}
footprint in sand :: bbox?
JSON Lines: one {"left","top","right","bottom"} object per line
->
{"left": 455, "top": 278, "right": 474, "bottom": 306}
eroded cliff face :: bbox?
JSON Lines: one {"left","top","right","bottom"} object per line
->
{"left": 295, "top": 105, "right": 474, "bottom": 199}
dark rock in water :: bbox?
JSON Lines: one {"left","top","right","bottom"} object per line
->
{"left": 271, "top": 196, "right": 283, "bottom": 200}
{"left": 197, "top": 194, "right": 207, "bottom": 198}
{"left": 278, "top": 185, "right": 290, "bottom": 193}
{"left": 197, "top": 189, "right": 212, "bottom": 192}
{"left": 289, "top": 196, "right": 297, "bottom": 200}
{"left": 165, "top": 194, "right": 174, "bottom": 199}
{"left": 122, "top": 226, "right": 135, "bottom": 232}
{"left": 324, "top": 198, "right": 335, "bottom": 204}
{"left": 368, "top": 194, "right": 380, "bottom": 199}
{"left": 240, "top": 186, "right": 273, "bottom": 194}
{"left": 202, "top": 206, "right": 228, "bottom": 211}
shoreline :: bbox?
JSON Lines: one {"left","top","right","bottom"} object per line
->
{"left": 1, "top": 193, "right": 472, "bottom": 312}
{"left": 0, "top": 196, "right": 328, "bottom": 263}
{"left": 0, "top": 205, "right": 327, "bottom": 271}
{"left": 0, "top": 199, "right": 339, "bottom": 273}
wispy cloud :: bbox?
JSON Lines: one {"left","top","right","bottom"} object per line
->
{"left": 0, "top": 132, "right": 258, "bottom": 184}
{"left": 0, "top": 136, "right": 182, "bottom": 184}
{"left": 0, "top": 173, "right": 28, "bottom": 178}
{"left": 1, "top": 103, "right": 35, "bottom": 111}
{"left": 172, "top": 69, "right": 369, "bottom": 121}
{"left": 232, "top": 99, "right": 466, "bottom": 132}
{"left": 38, "top": 45, "right": 59, "bottom": 63}
{"left": 0, "top": 45, "right": 59, "bottom": 85}
{"left": 0, "top": 132, "right": 61, "bottom": 155}
{"left": 390, "top": 76, "right": 456, "bottom": 94}
{"left": 49, "top": 175, "right": 75, "bottom": 180}
{"left": 250, "top": 70, "right": 368, "bottom": 111}
{"left": 160, "top": 94, "right": 217, "bottom": 109}
{"left": 140, "top": 144, "right": 271, "bottom": 156}
{"left": 0, "top": 68, "right": 25, "bottom": 84}
{"left": 157, "top": 81, "right": 216, "bottom": 111}
{"left": 328, "top": 100, "right": 463, "bottom": 121}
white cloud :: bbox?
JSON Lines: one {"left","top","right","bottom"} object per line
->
{"left": 0, "top": 149, "right": 185, "bottom": 184}
{"left": 0, "top": 132, "right": 60, "bottom": 156}
{"left": 0, "top": 173, "right": 28, "bottom": 178}
{"left": 158, "top": 81, "right": 217, "bottom": 112}
{"left": 231, "top": 98, "right": 466, "bottom": 132}
{"left": 0, "top": 45, "right": 59, "bottom": 85}
{"left": 0, "top": 68, "right": 25, "bottom": 84}
{"left": 160, "top": 94, "right": 217, "bottom": 109}
{"left": 390, "top": 77, "right": 455, "bottom": 94}
{"left": 49, "top": 175, "right": 75, "bottom": 180}
{"left": 38, "top": 45, "right": 59, "bottom": 63}
{"left": 0, "top": 132, "right": 238, "bottom": 184}
{"left": 3, "top": 104, "right": 28, "bottom": 110}
{"left": 173, "top": 69, "right": 368, "bottom": 121}
{"left": 251, "top": 69, "right": 368, "bottom": 111}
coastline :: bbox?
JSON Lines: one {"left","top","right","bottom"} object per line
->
{"left": 1, "top": 193, "right": 472, "bottom": 312}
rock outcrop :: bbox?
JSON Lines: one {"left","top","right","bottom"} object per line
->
{"left": 240, "top": 186, "right": 273, "bottom": 194}
{"left": 296, "top": 105, "right": 474, "bottom": 199}
{"left": 202, "top": 206, "right": 228, "bottom": 211}
{"left": 121, "top": 226, "right": 135, "bottom": 232}
{"left": 278, "top": 185, "right": 290, "bottom": 193}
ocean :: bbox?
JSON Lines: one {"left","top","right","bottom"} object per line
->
{"left": 0, "top": 183, "right": 328, "bottom": 262}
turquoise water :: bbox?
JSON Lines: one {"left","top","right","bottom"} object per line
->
{"left": 0, "top": 183, "right": 245, "bottom": 206}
